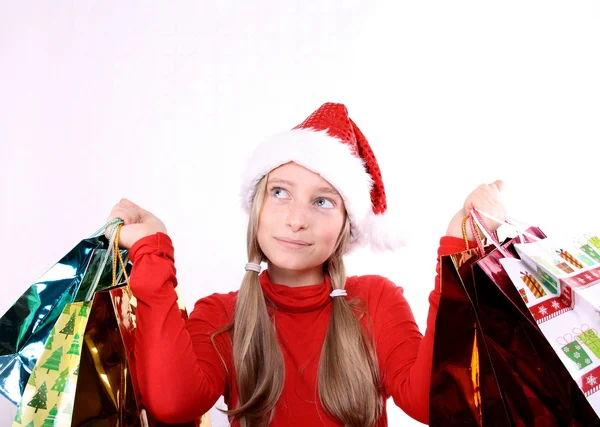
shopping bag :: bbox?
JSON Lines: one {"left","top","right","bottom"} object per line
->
{"left": 12, "top": 222, "right": 210, "bottom": 427}
{"left": 498, "top": 237, "right": 600, "bottom": 416}
{"left": 107, "top": 251, "right": 211, "bottom": 426}
{"left": 430, "top": 214, "right": 599, "bottom": 425}
{"left": 514, "top": 234, "right": 600, "bottom": 325}
{"left": 469, "top": 210, "right": 600, "bottom": 417}
{"left": 0, "top": 220, "right": 129, "bottom": 405}
{"left": 430, "top": 245, "right": 513, "bottom": 425}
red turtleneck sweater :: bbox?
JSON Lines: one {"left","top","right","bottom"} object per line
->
{"left": 128, "top": 232, "right": 472, "bottom": 426}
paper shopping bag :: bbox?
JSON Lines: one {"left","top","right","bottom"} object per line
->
{"left": 501, "top": 255, "right": 600, "bottom": 417}
{"left": 0, "top": 221, "right": 129, "bottom": 405}
{"left": 514, "top": 234, "right": 600, "bottom": 325}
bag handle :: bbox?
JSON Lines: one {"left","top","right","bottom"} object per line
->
{"left": 112, "top": 223, "right": 132, "bottom": 297}
{"left": 89, "top": 218, "right": 123, "bottom": 239}
{"left": 474, "top": 209, "right": 542, "bottom": 242}
{"left": 461, "top": 207, "right": 546, "bottom": 259}
{"left": 470, "top": 210, "right": 513, "bottom": 258}
{"left": 84, "top": 219, "right": 125, "bottom": 301}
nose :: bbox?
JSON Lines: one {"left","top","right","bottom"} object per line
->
{"left": 286, "top": 202, "right": 309, "bottom": 232}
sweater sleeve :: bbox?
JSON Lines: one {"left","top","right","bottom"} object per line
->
{"left": 128, "top": 232, "right": 230, "bottom": 424}
{"left": 376, "top": 236, "right": 477, "bottom": 424}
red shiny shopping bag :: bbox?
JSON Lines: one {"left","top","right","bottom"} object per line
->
{"left": 430, "top": 221, "right": 599, "bottom": 426}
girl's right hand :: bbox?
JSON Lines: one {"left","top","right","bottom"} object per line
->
{"left": 105, "top": 198, "right": 168, "bottom": 249}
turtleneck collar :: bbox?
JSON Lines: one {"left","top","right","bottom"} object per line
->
{"left": 258, "top": 270, "right": 333, "bottom": 313}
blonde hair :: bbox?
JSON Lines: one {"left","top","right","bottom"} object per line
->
{"left": 212, "top": 175, "right": 383, "bottom": 426}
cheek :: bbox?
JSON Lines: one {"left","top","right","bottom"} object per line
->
{"left": 257, "top": 202, "right": 279, "bottom": 233}
{"left": 256, "top": 203, "right": 280, "bottom": 248}
{"left": 316, "top": 216, "right": 344, "bottom": 249}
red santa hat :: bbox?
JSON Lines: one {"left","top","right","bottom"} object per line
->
{"left": 240, "top": 102, "right": 406, "bottom": 252}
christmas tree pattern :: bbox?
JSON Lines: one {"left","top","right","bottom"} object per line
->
{"left": 24, "top": 423, "right": 34, "bottom": 427}
{"left": 73, "top": 364, "right": 79, "bottom": 376}
{"left": 63, "top": 304, "right": 70, "bottom": 315}
{"left": 51, "top": 368, "right": 70, "bottom": 396}
{"left": 15, "top": 302, "right": 92, "bottom": 427}
{"left": 78, "top": 301, "right": 90, "bottom": 317}
{"left": 60, "top": 313, "right": 76, "bottom": 338}
{"left": 41, "top": 405, "right": 58, "bottom": 426}
{"left": 28, "top": 369, "right": 37, "bottom": 387}
{"left": 67, "top": 333, "right": 81, "bottom": 356}
{"left": 27, "top": 381, "right": 48, "bottom": 413}
{"left": 41, "top": 346, "right": 63, "bottom": 374}
{"left": 557, "top": 249, "right": 584, "bottom": 269}
{"left": 45, "top": 328, "right": 55, "bottom": 351}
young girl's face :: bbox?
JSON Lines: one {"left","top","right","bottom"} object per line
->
{"left": 257, "top": 162, "right": 346, "bottom": 273}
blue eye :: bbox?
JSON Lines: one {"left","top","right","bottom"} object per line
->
{"left": 315, "top": 198, "right": 334, "bottom": 209}
{"left": 272, "top": 187, "right": 289, "bottom": 198}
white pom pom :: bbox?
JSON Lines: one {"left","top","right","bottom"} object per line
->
{"left": 357, "top": 211, "right": 410, "bottom": 252}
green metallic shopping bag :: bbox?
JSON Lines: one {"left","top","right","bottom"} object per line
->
{"left": 0, "top": 220, "right": 130, "bottom": 405}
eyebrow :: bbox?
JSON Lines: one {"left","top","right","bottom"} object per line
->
{"left": 268, "top": 178, "right": 340, "bottom": 197}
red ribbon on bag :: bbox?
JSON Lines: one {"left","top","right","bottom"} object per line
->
{"left": 557, "top": 334, "right": 575, "bottom": 347}
{"left": 573, "top": 324, "right": 597, "bottom": 345}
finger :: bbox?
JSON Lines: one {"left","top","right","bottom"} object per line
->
{"left": 493, "top": 179, "right": 504, "bottom": 192}
{"left": 465, "top": 189, "right": 496, "bottom": 215}
{"left": 479, "top": 188, "right": 500, "bottom": 209}
{"left": 481, "top": 183, "right": 503, "bottom": 202}
{"left": 110, "top": 207, "right": 136, "bottom": 224}
{"left": 120, "top": 198, "right": 139, "bottom": 207}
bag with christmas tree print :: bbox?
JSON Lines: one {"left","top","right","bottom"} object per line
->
{"left": 0, "top": 220, "right": 130, "bottom": 405}
{"left": 12, "top": 223, "right": 210, "bottom": 427}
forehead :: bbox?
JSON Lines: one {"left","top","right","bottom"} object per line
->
{"left": 268, "top": 162, "right": 339, "bottom": 192}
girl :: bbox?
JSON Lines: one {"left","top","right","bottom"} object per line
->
{"left": 107, "top": 103, "right": 506, "bottom": 426}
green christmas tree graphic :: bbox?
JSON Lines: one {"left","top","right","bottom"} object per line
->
{"left": 24, "top": 422, "right": 34, "bottom": 427}
{"left": 78, "top": 302, "right": 89, "bottom": 317}
{"left": 45, "top": 328, "right": 55, "bottom": 350}
{"left": 27, "top": 369, "right": 37, "bottom": 387}
{"left": 41, "top": 405, "right": 58, "bottom": 426}
{"left": 27, "top": 381, "right": 48, "bottom": 413}
{"left": 51, "top": 368, "right": 70, "bottom": 396}
{"left": 63, "top": 304, "right": 70, "bottom": 315}
{"left": 41, "top": 346, "right": 63, "bottom": 373}
{"left": 60, "top": 313, "right": 76, "bottom": 337}
{"left": 73, "top": 364, "right": 79, "bottom": 376}
{"left": 67, "top": 332, "right": 81, "bottom": 356}
{"left": 14, "top": 402, "right": 23, "bottom": 424}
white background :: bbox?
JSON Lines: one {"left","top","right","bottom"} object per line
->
{"left": 1, "top": 1, "right": 599, "bottom": 425}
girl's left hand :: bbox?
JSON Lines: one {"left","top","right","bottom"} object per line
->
{"left": 445, "top": 180, "right": 507, "bottom": 241}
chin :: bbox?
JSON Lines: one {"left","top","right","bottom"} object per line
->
{"left": 261, "top": 242, "right": 326, "bottom": 272}
{"left": 267, "top": 253, "right": 319, "bottom": 271}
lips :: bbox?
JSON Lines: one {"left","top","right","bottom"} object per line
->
{"left": 275, "top": 237, "right": 312, "bottom": 249}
